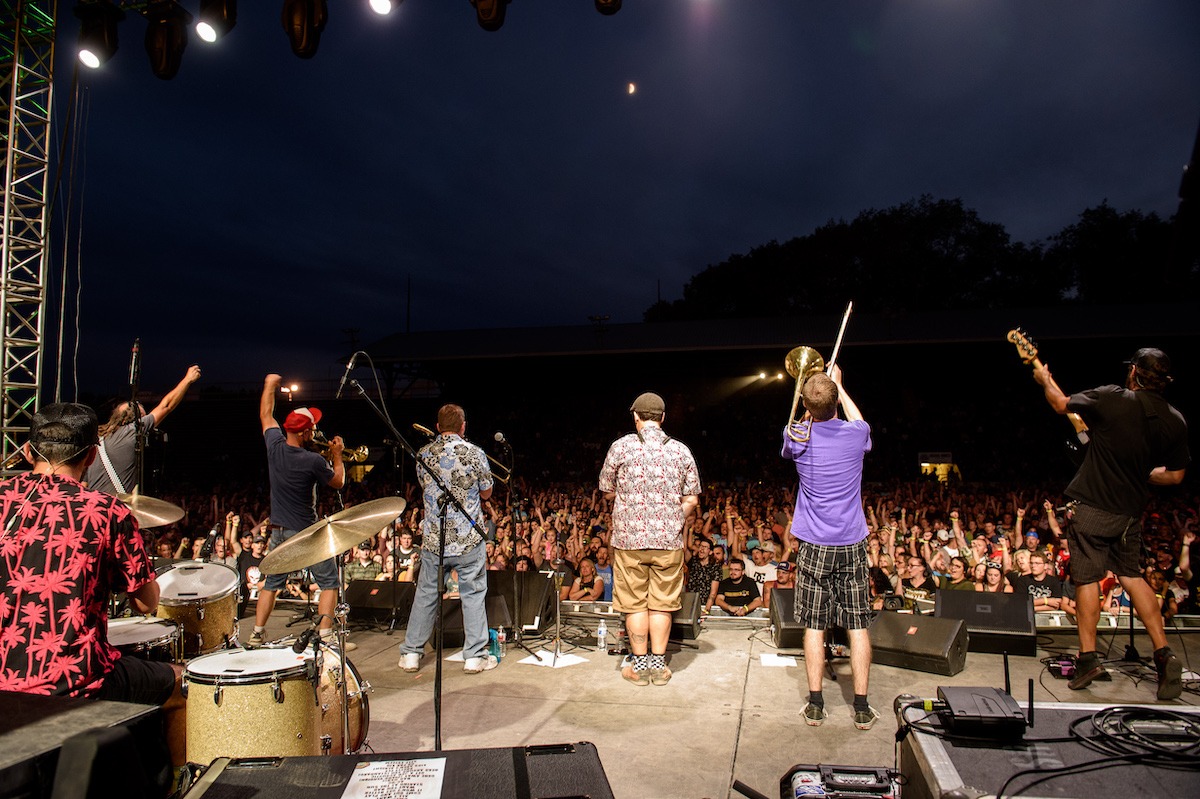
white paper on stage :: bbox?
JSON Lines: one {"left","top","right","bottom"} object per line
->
{"left": 444, "top": 650, "right": 464, "bottom": 662}
{"left": 518, "top": 649, "right": 587, "bottom": 668}
{"left": 760, "top": 653, "right": 798, "bottom": 667}
{"left": 341, "top": 758, "right": 446, "bottom": 799}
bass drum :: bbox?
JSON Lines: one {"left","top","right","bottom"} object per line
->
{"left": 318, "top": 644, "right": 370, "bottom": 753}
{"left": 183, "top": 648, "right": 320, "bottom": 765}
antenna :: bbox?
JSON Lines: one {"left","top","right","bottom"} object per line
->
{"left": 1027, "top": 678, "right": 1035, "bottom": 728}
{"left": 1003, "top": 651, "right": 1012, "bottom": 695}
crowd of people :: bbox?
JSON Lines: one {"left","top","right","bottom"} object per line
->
{"left": 145, "top": 473, "right": 1199, "bottom": 628}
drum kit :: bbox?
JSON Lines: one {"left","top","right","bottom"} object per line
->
{"left": 113, "top": 492, "right": 406, "bottom": 763}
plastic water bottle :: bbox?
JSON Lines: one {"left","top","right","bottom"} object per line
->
{"left": 497, "top": 627, "right": 507, "bottom": 658}
{"left": 488, "top": 628, "right": 500, "bottom": 659}
{"left": 596, "top": 619, "right": 608, "bottom": 652}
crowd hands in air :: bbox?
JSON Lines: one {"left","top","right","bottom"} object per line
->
{"left": 146, "top": 477, "right": 1197, "bottom": 620}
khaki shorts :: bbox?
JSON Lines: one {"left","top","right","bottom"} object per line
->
{"left": 612, "top": 548, "right": 685, "bottom": 613}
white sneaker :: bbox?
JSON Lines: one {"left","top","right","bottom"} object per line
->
{"left": 463, "top": 654, "right": 499, "bottom": 673}
{"left": 399, "top": 653, "right": 422, "bottom": 672}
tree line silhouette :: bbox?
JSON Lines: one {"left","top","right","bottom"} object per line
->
{"left": 644, "top": 195, "right": 1192, "bottom": 321}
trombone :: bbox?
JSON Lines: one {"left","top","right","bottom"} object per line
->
{"left": 411, "top": 423, "right": 511, "bottom": 484}
{"left": 785, "top": 301, "right": 853, "bottom": 443}
{"left": 312, "top": 431, "right": 370, "bottom": 463}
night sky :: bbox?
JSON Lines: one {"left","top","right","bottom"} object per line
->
{"left": 52, "top": 0, "right": 1200, "bottom": 395}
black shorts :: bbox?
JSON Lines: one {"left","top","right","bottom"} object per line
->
{"left": 1067, "top": 503, "right": 1142, "bottom": 585}
{"left": 793, "top": 539, "right": 872, "bottom": 631}
{"left": 93, "top": 655, "right": 176, "bottom": 706}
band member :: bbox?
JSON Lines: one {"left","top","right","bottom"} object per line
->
{"left": 86, "top": 364, "right": 202, "bottom": 495}
{"left": 0, "top": 404, "right": 186, "bottom": 766}
{"left": 782, "top": 366, "right": 877, "bottom": 730}
{"left": 1032, "top": 348, "right": 1188, "bottom": 698}
{"left": 599, "top": 392, "right": 700, "bottom": 686}
{"left": 247, "top": 374, "right": 346, "bottom": 649}
{"left": 398, "top": 404, "right": 496, "bottom": 673}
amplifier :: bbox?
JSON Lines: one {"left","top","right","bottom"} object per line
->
{"left": 935, "top": 591, "right": 1036, "bottom": 656}
{"left": 869, "top": 611, "right": 967, "bottom": 676}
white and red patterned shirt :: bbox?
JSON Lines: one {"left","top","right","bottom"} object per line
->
{"left": 599, "top": 425, "right": 701, "bottom": 551}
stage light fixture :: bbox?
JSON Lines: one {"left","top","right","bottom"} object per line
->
{"left": 595, "top": 0, "right": 621, "bottom": 16}
{"left": 369, "top": 0, "right": 402, "bottom": 15}
{"left": 196, "top": 0, "right": 237, "bottom": 43}
{"left": 74, "top": 1, "right": 125, "bottom": 69}
{"left": 282, "top": 0, "right": 328, "bottom": 58}
{"left": 144, "top": 0, "right": 192, "bottom": 80}
{"left": 470, "top": 0, "right": 510, "bottom": 32}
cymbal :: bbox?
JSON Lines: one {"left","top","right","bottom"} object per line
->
{"left": 117, "top": 492, "right": 185, "bottom": 529}
{"left": 260, "top": 496, "right": 408, "bottom": 575}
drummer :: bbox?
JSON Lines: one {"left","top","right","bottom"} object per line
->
{"left": 246, "top": 374, "right": 348, "bottom": 650}
{"left": 0, "top": 403, "right": 187, "bottom": 767}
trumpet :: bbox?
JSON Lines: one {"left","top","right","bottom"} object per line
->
{"left": 785, "top": 346, "right": 826, "bottom": 443}
{"left": 411, "top": 423, "right": 511, "bottom": 484}
{"left": 312, "top": 431, "right": 369, "bottom": 463}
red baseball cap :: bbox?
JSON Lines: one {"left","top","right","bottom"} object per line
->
{"left": 283, "top": 407, "right": 321, "bottom": 432}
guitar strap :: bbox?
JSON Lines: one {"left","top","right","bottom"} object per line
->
{"left": 98, "top": 439, "right": 127, "bottom": 494}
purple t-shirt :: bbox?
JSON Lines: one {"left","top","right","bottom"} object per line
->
{"left": 781, "top": 419, "right": 871, "bottom": 546}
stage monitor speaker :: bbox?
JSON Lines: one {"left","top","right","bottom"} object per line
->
{"left": 869, "top": 611, "right": 967, "bottom": 676}
{"left": 768, "top": 587, "right": 805, "bottom": 649}
{"left": 671, "top": 592, "right": 701, "bottom": 640}
{"left": 935, "top": 590, "right": 1037, "bottom": 656}
{"left": 438, "top": 595, "right": 513, "bottom": 648}
{"left": 487, "top": 570, "right": 554, "bottom": 634}
{"left": 346, "top": 580, "right": 415, "bottom": 623}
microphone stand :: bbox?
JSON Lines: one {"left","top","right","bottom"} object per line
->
{"left": 129, "top": 338, "right": 145, "bottom": 492}
{"left": 499, "top": 443, "right": 538, "bottom": 660}
{"left": 343, "top": 377, "right": 485, "bottom": 752}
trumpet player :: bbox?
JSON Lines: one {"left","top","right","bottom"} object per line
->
{"left": 247, "top": 374, "right": 350, "bottom": 651}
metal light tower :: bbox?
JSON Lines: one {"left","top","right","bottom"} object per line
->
{"left": 0, "top": 0, "right": 54, "bottom": 472}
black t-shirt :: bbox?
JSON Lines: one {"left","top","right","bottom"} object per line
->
{"left": 717, "top": 575, "right": 759, "bottom": 607}
{"left": 265, "top": 427, "right": 336, "bottom": 531}
{"left": 1066, "top": 386, "right": 1190, "bottom": 516}
{"left": 1010, "top": 573, "right": 1063, "bottom": 601}
{"left": 901, "top": 577, "right": 937, "bottom": 603}
{"left": 237, "top": 550, "right": 263, "bottom": 589}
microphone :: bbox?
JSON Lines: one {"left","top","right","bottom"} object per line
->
{"left": 413, "top": 423, "right": 435, "bottom": 438}
{"left": 494, "top": 431, "right": 506, "bottom": 444}
{"left": 336, "top": 353, "right": 358, "bottom": 400}
{"left": 292, "top": 626, "right": 317, "bottom": 654}
{"left": 198, "top": 522, "right": 221, "bottom": 561}
{"left": 128, "top": 338, "right": 141, "bottom": 387}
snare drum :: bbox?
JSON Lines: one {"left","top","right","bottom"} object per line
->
{"left": 156, "top": 562, "right": 240, "bottom": 656}
{"left": 183, "top": 648, "right": 320, "bottom": 765}
{"left": 318, "top": 645, "right": 371, "bottom": 753}
{"left": 108, "top": 616, "right": 180, "bottom": 662}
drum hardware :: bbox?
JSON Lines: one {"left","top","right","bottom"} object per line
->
{"left": 260, "top": 497, "right": 404, "bottom": 754}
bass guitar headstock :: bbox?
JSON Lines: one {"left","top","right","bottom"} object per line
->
{"left": 1006, "top": 328, "right": 1038, "bottom": 365}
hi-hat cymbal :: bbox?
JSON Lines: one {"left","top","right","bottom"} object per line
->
{"left": 117, "top": 492, "right": 186, "bottom": 529}
{"left": 260, "top": 496, "right": 408, "bottom": 575}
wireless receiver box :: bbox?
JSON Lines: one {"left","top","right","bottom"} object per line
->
{"left": 936, "top": 686, "right": 1027, "bottom": 739}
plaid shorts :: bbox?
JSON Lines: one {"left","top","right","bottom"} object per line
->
{"left": 1067, "top": 502, "right": 1142, "bottom": 585}
{"left": 793, "top": 539, "right": 872, "bottom": 631}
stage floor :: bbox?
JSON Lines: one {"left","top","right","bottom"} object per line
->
{"left": 250, "top": 610, "right": 1200, "bottom": 799}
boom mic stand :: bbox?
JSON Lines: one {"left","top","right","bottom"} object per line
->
{"left": 498, "top": 445, "right": 537, "bottom": 660}
{"left": 128, "top": 338, "right": 145, "bottom": 492}
{"left": 343, "top": 375, "right": 486, "bottom": 752}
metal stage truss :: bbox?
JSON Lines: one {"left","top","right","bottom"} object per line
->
{"left": 0, "top": 0, "right": 54, "bottom": 473}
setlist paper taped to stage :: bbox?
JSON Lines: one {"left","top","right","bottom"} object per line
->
{"left": 342, "top": 758, "right": 446, "bottom": 799}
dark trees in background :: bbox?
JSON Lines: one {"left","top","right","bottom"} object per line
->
{"left": 644, "top": 195, "right": 1188, "bottom": 321}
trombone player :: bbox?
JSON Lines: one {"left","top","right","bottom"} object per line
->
{"left": 781, "top": 359, "right": 878, "bottom": 730}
